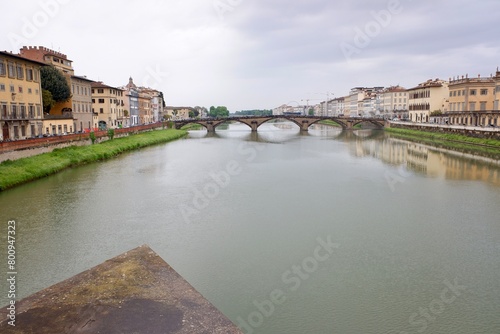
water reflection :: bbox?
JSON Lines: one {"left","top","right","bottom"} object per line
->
{"left": 189, "top": 121, "right": 500, "bottom": 187}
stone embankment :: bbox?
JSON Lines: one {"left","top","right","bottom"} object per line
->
{"left": 387, "top": 121, "right": 500, "bottom": 139}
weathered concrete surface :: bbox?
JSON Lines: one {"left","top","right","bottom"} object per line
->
{"left": 0, "top": 245, "right": 243, "bottom": 334}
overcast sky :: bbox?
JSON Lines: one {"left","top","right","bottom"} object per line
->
{"left": 2, "top": 0, "right": 499, "bottom": 111}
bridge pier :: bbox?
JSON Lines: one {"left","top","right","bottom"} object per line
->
{"left": 250, "top": 121, "right": 259, "bottom": 132}
{"left": 205, "top": 124, "right": 215, "bottom": 132}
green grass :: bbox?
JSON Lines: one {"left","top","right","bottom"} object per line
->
{"left": 0, "top": 129, "right": 187, "bottom": 191}
{"left": 180, "top": 123, "right": 203, "bottom": 130}
{"left": 318, "top": 120, "right": 341, "bottom": 127}
{"left": 385, "top": 127, "right": 500, "bottom": 158}
{"left": 385, "top": 127, "right": 500, "bottom": 148}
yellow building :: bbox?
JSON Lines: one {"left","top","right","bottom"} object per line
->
{"left": 0, "top": 51, "right": 44, "bottom": 140}
{"left": 42, "top": 115, "right": 74, "bottom": 135}
{"left": 441, "top": 71, "right": 500, "bottom": 126}
{"left": 448, "top": 74, "right": 495, "bottom": 113}
{"left": 91, "top": 82, "right": 125, "bottom": 129}
{"left": 165, "top": 107, "right": 195, "bottom": 120}
{"left": 19, "top": 46, "right": 74, "bottom": 116}
{"left": 72, "top": 75, "right": 96, "bottom": 132}
{"left": 408, "top": 79, "right": 449, "bottom": 123}
{"left": 138, "top": 91, "right": 152, "bottom": 124}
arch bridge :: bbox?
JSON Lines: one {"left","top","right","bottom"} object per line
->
{"left": 173, "top": 115, "right": 386, "bottom": 132}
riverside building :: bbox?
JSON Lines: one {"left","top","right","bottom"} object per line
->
{"left": 0, "top": 51, "right": 44, "bottom": 140}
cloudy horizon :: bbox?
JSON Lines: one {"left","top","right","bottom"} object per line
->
{"left": 2, "top": 0, "right": 499, "bottom": 111}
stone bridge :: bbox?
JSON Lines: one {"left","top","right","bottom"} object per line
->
{"left": 173, "top": 115, "right": 386, "bottom": 132}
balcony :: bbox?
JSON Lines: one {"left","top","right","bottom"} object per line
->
{"left": 0, "top": 111, "right": 30, "bottom": 121}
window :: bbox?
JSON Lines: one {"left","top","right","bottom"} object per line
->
{"left": 8, "top": 62, "right": 15, "bottom": 78}
{"left": 480, "top": 102, "right": 487, "bottom": 111}
{"left": 18, "top": 86, "right": 23, "bottom": 93}
{"left": 16, "top": 65, "right": 24, "bottom": 79}
{"left": 20, "top": 105, "right": 26, "bottom": 118}
{"left": 0, "top": 61, "right": 6, "bottom": 76}
{"left": 458, "top": 90, "right": 461, "bottom": 96}
{"left": 92, "top": 99, "right": 95, "bottom": 103}
{"left": 0, "top": 84, "right": 5, "bottom": 91}
{"left": 37, "top": 105, "right": 41, "bottom": 117}
{"left": 29, "top": 105, "right": 34, "bottom": 118}
{"left": 28, "top": 88, "right": 32, "bottom": 94}
{"left": 480, "top": 89, "right": 488, "bottom": 95}
{"left": 10, "top": 85, "right": 14, "bottom": 93}
{"left": 98, "top": 89, "right": 104, "bottom": 94}
{"left": 98, "top": 99, "right": 105, "bottom": 103}
{"left": 11, "top": 104, "right": 17, "bottom": 118}
{"left": 1, "top": 103, "right": 7, "bottom": 118}
{"left": 100, "top": 108, "right": 103, "bottom": 114}
{"left": 469, "top": 102, "right": 476, "bottom": 111}
{"left": 26, "top": 68, "right": 33, "bottom": 81}
{"left": 470, "top": 89, "right": 477, "bottom": 96}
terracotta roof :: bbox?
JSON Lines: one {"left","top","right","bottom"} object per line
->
{"left": 91, "top": 81, "right": 123, "bottom": 90}
{"left": 0, "top": 50, "right": 47, "bottom": 66}
{"left": 71, "top": 75, "right": 95, "bottom": 83}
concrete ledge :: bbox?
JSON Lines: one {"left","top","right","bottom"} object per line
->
{"left": 0, "top": 245, "right": 242, "bottom": 334}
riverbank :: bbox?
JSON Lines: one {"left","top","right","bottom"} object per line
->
{"left": 385, "top": 127, "right": 500, "bottom": 158}
{"left": 0, "top": 129, "right": 187, "bottom": 191}
{"left": 318, "top": 120, "right": 363, "bottom": 129}
{"left": 181, "top": 123, "right": 203, "bottom": 130}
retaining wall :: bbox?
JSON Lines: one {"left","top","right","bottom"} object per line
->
{"left": 387, "top": 122, "right": 500, "bottom": 140}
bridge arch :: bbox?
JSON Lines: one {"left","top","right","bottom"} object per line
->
{"left": 257, "top": 117, "right": 302, "bottom": 130}
{"left": 350, "top": 119, "right": 385, "bottom": 129}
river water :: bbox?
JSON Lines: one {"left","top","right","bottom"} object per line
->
{"left": 1, "top": 122, "right": 499, "bottom": 334}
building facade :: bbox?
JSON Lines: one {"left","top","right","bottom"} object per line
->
{"left": 0, "top": 51, "right": 44, "bottom": 140}
{"left": 71, "top": 75, "right": 96, "bottom": 132}
{"left": 138, "top": 91, "right": 152, "bottom": 124}
{"left": 91, "top": 82, "right": 125, "bottom": 129}
{"left": 380, "top": 86, "right": 408, "bottom": 119}
{"left": 19, "top": 46, "right": 74, "bottom": 116}
{"left": 408, "top": 79, "right": 449, "bottom": 123}
{"left": 448, "top": 75, "right": 495, "bottom": 113}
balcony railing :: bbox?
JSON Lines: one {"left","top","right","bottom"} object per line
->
{"left": 0, "top": 112, "right": 31, "bottom": 120}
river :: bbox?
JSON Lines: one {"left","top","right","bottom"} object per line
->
{"left": 1, "top": 122, "right": 499, "bottom": 333}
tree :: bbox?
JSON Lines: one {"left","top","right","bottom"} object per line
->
{"left": 308, "top": 108, "right": 315, "bottom": 116}
{"left": 123, "top": 109, "right": 129, "bottom": 117}
{"left": 194, "top": 106, "right": 207, "bottom": 117}
{"left": 42, "top": 89, "right": 55, "bottom": 114}
{"left": 234, "top": 109, "right": 272, "bottom": 116}
{"left": 430, "top": 110, "right": 443, "bottom": 116}
{"left": 107, "top": 128, "right": 115, "bottom": 140}
{"left": 209, "top": 106, "right": 229, "bottom": 118}
{"left": 40, "top": 66, "right": 71, "bottom": 104}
